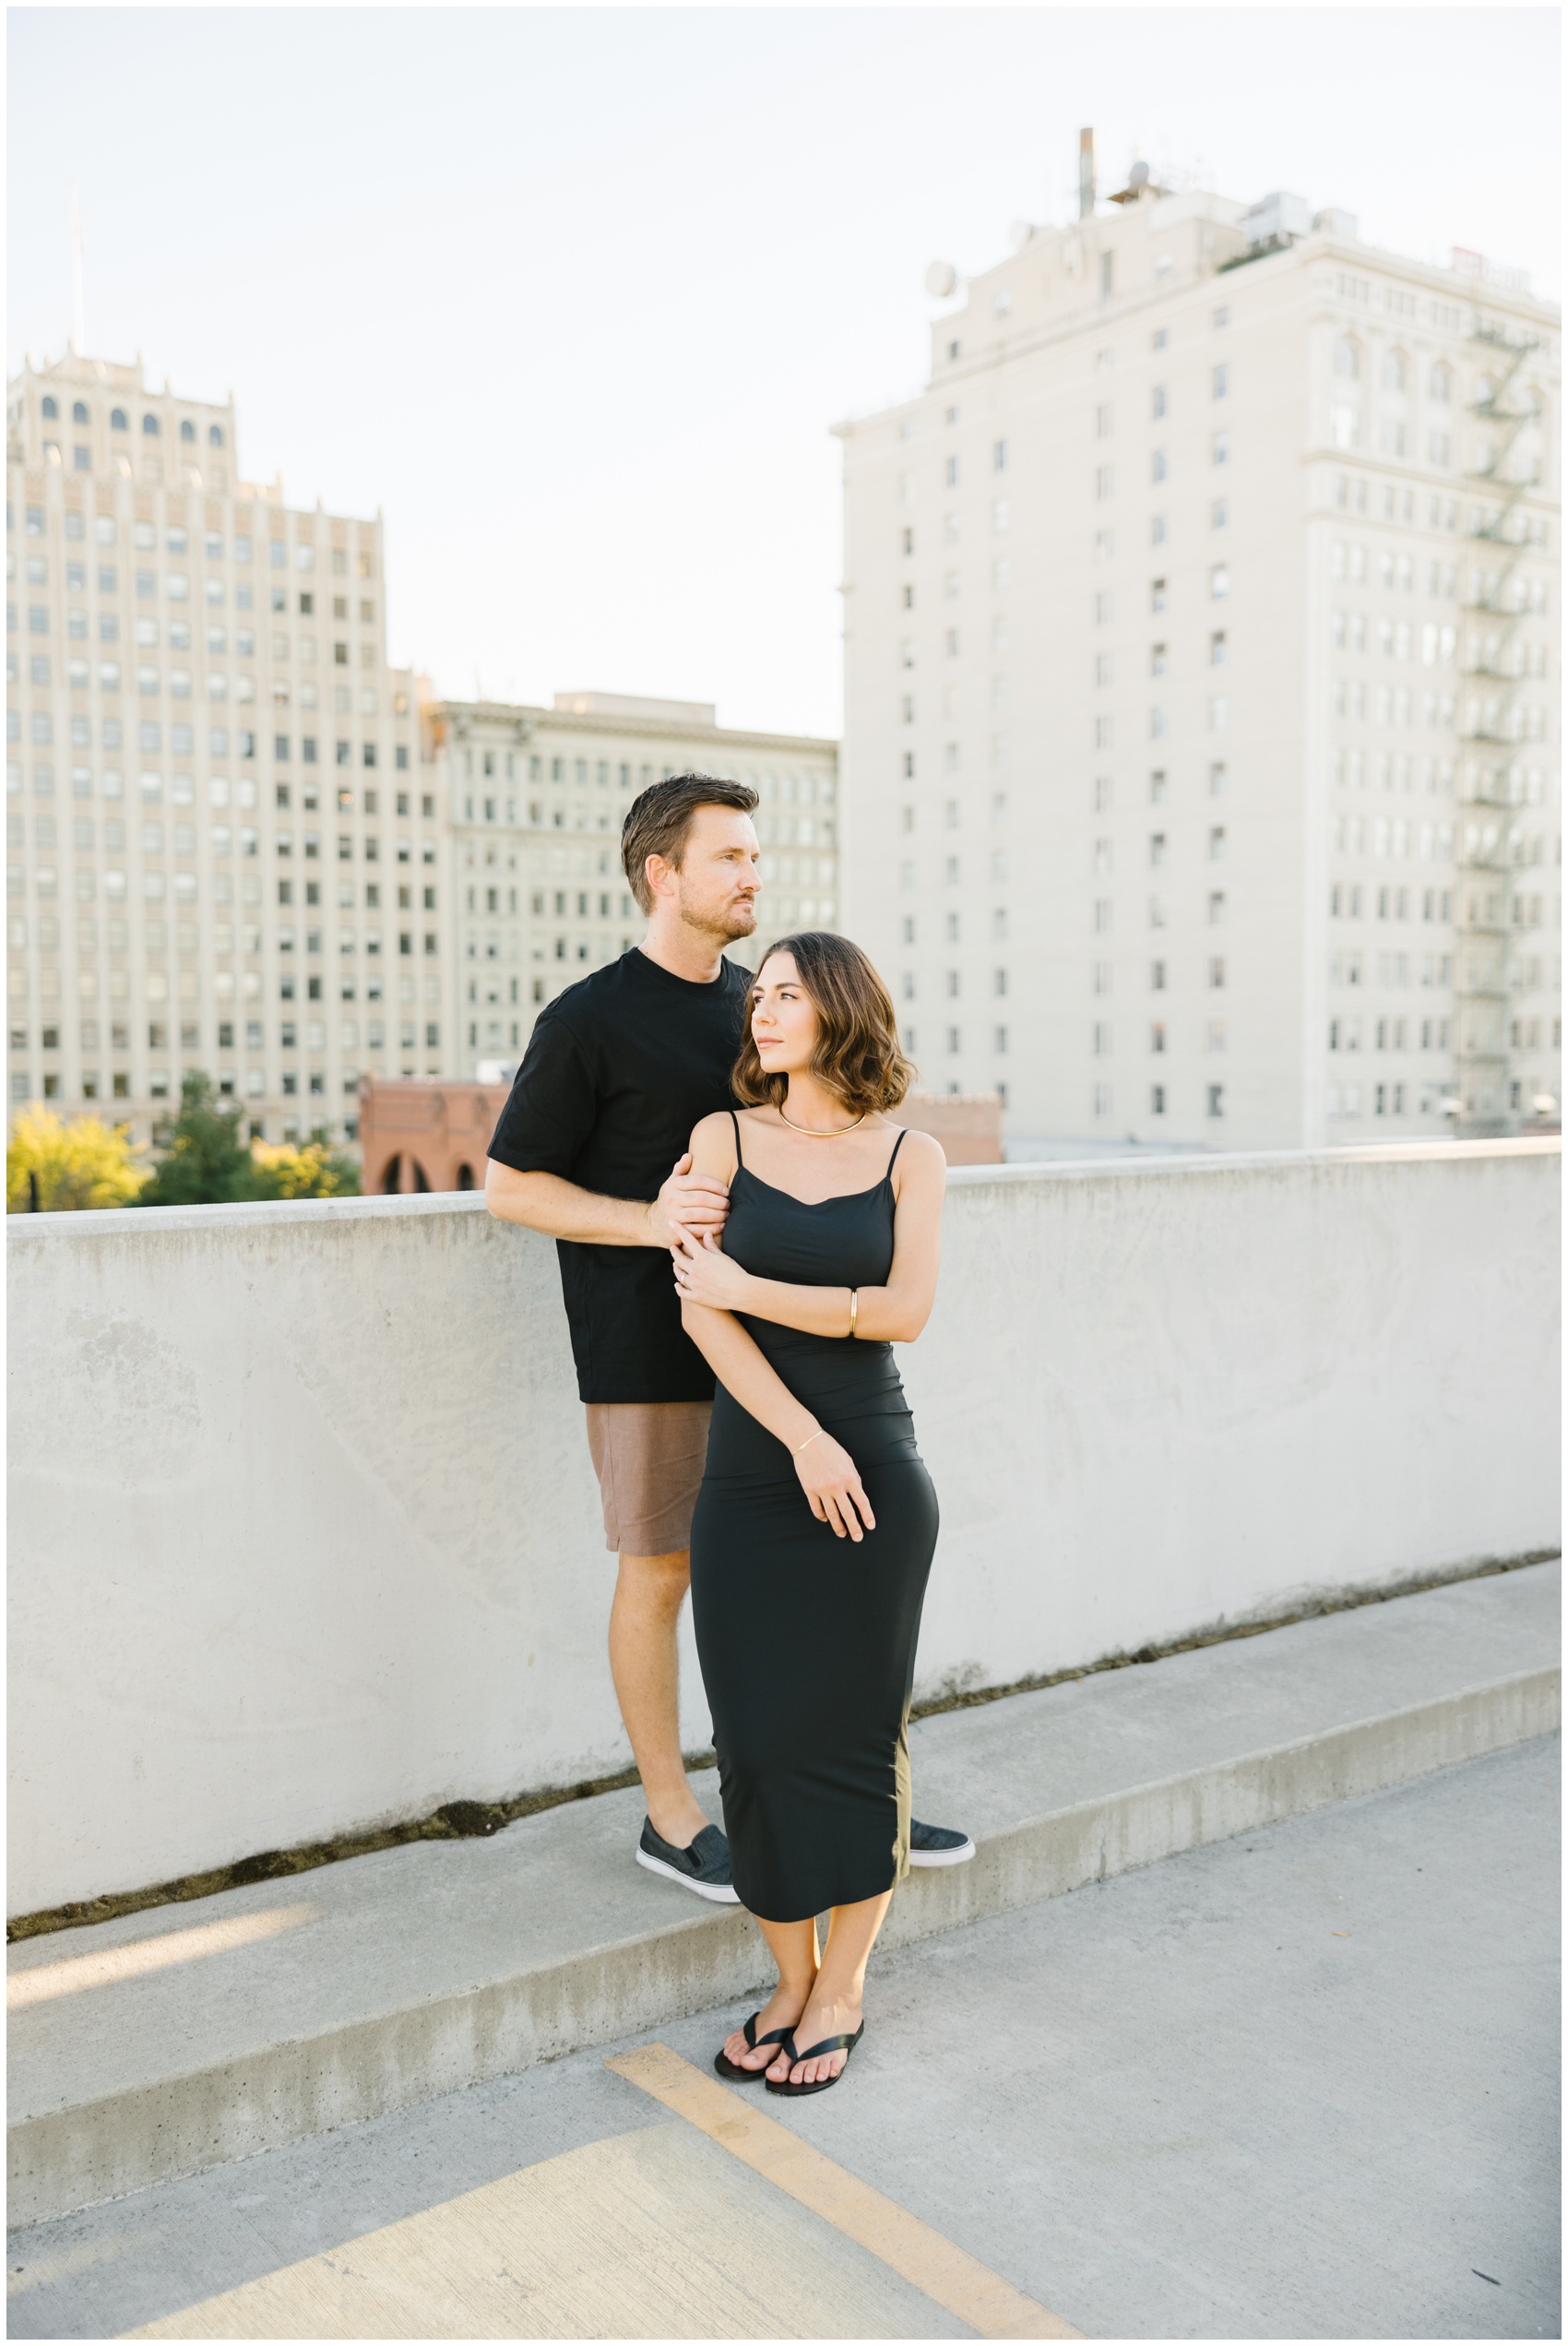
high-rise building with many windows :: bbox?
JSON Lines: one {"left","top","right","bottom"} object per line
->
{"left": 429, "top": 691, "right": 838, "bottom": 1076}
{"left": 6, "top": 351, "right": 434, "bottom": 1144}
{"left": 836, "top": 178, "right": 1560, "bottom": 1146}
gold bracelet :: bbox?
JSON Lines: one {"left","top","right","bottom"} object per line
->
{"left": 791, "top": 1429, "right": 826, "bottom": 1459}
{"left": 848, "top": 1288, "right": 859, "bottom": 1339}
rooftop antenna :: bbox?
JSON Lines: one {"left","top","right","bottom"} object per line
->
{"left": 69, "top": 185, "right": 86, "bottom": 354}
{"left": 1078, "top": 128, "right": 1096, "bottom": 220}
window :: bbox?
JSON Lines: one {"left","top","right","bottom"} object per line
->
{"left": 944, "top": 456, "right": 958, "bottom": 487}
{"left": 1151, "top": 386, "right": 1167, "bottom": 420}
{"left": 992, "top": 440, "right": 1007, "bottom": 470}
{"left": 1099, "top": 252, "right": 1113, "bottom": 296}
{"left": 1335, "top": 338, "right": 1360, "bottom": 380}
{"left": 1212, "top": 431, "right": 1229, "bottom": 466}
{"left": 1211, "top": 564, "right": 1229, "bottom": 600}
{"left": 1210, "top": 631, "right": 1227, "bottom": 666}
{"left": 1095, "top": 403, "right": 1113, "bottom": 439}
{"left": 1212, "top": 364, "right": 1229, "bottom": 399}
{"left": 1211, "top": 500, "right": 1228, "bottom": 530}
{"left": 180, "top": 420, "right": 196, "bottom": 443}
{"left": 1382, "top": 351, "right": 1407, "bottom": 394}
{"left": 142, "top": 413, "right": 160, "bottom": 436}
{"left": 209, "top": 424, "right": 225, "bottom": 447}
{"left": 1206, "top": 1084, "right": 1225, "bottom": 1117}
{"left": 1429, "top": 363, "right": 1452, "bottom": 403}
{"left": 1151, "top": 450, "right": 1167, "bottom": 484}
{"left": 42, "top": 396, "right": 58, "bottom": 419}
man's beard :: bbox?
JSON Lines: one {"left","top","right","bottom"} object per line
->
{"left": 683, "top": 893, "right": 757, "bottom": 945}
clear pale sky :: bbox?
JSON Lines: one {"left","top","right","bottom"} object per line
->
{"left": 7, "top": 6, "right": 1560, "bottom": 740}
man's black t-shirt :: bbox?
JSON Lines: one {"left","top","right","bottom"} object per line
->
{"left": 488, "top": 948, "right": 751, "bottom": 1403}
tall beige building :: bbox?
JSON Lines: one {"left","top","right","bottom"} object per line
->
{"left": 429, "top": 691, "right": 838, "bottom": 1075}
{"left": 6, "top": 351, "right": 436, "bottom": 1145}
{"left": 836, "top": 177, "right": 1560, "bottom": 1147}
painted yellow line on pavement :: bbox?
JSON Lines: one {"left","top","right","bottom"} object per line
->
{"left": 7, "top": 1906, "right": 315, "bottom": 2011}
{"left": 607, "top": 2041, "right": 1084, "bottom": 2340}
{"left": 125, "top": 2121, "right": 962, "bottom": 2339}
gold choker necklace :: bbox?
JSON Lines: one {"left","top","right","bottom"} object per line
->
{"left": 777, "top": 1103, "right": 867, "bottom": 1137}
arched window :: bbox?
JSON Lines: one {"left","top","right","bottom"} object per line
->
{"left": 1382, "top": 351, "right": 1408, "bottom": 395}
{"left": 381, "top": 1152, "right": 403, "bottom": 1194}
{"left": 1334, "top": 338, "right": 1360, "bottom": 382}
{"left": 208, "top": 424, "right": 225, "bottom": 448}
{"left": 142, "top": 413, "right": 160, "bottom": 436}
{"left": 1429, "top": 363, "right": 1452, "bottom": 404}
{"left": 111, "top": 408, "right": 127, "bottom": 432}
{"left": 72, "top": 400, "right": 89, "bottom": 424}
{"left": 180, "top": 419, "right": 196, "bottom": 443}
{"left": 41, "top": 396, "right": 58, "bottom": 419}
{"left": 455, "top": 1161, "right": 476, "bottom": 1190}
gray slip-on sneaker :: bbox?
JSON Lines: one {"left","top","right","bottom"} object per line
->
{"left": 909, "top": 1817, "right": 977, "bottom": 1866}
{"left": 636, "top": 1816, "right": 741, "bottom": 1904}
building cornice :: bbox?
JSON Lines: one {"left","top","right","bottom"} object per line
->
{"left": 430, "top": 698, "right": 837, "bottom": 756}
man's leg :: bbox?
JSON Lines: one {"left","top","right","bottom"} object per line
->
{"left": 607, "top": 1548, "right": 710, "bottom": 1849}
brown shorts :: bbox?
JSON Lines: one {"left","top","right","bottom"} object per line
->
{"left": 584, "top": 1400, "right": 713, "bottom": 1555}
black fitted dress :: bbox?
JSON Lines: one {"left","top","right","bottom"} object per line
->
{"left": 689, "top": 1114, "right": 940, "bottom": 1923}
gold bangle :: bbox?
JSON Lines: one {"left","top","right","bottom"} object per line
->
{"left": 791, "top": 1429, "right": 826, "bottom": 1459}
{"left": 848, "top": 1288, "right": 859, "bottom": 1339}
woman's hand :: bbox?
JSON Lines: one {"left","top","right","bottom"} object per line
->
{"left": 671, "top": 1227, "right": 755, "bottom": 1314}
{"left": 793, "top": 1430, "right": 876, "bottom": 1542}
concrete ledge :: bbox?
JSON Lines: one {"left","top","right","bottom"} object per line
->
{"left": 11, "top": 1141, "right": 1559, "bottom": 1918}
{"left": 8, "top": 1563, "right": 1559, "bottom": 2230}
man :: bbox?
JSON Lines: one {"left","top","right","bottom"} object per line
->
{"left": 485, "top": 773, "right": 973, "bottom": 1900}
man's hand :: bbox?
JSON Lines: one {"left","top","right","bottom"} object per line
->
{"left": 647, "top": 1152, "right": 731, "bottom": 1249}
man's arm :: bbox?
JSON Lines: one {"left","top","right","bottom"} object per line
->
{"left": 484, "top": 1152, "right": 730, "bottom": 1247}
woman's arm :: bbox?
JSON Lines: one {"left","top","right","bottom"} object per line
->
{"left": 680, "top": 1297, "right": 876, "bottom": 1542}
{"left": 678, "top": 1112, "right": 876, "bottom": 1542}
{"left": 672, "top": 1126, "right": 945, "bottom": 1342}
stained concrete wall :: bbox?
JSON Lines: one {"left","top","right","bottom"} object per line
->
{"left": 8, "top": 1138, "right": 1559, "bottom": 1917}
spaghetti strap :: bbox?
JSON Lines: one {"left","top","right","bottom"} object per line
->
{"left": 885, "top": 1126, "right": 909, "bottom": 1180}
{"left": 729, "top": 1106, "right": 744, "bottom": 1169}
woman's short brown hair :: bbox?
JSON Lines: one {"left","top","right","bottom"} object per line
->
{"left": 733, "top": 932, "right": 916, "bottom": 1114}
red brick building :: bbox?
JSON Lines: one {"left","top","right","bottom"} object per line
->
{"left": 357, "top": 1078, "right": 510, "bottom": 1195}
{"left": 357, "top": 1079, "right": 1001, "bottom": 1194}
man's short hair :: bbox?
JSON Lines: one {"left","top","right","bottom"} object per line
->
{"left": 620, "top": 773, "right": 759, "bottom": 915}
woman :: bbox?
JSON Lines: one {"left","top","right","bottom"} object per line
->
{"left": 671, "top": 931, "right": 945, "bottom": 2095}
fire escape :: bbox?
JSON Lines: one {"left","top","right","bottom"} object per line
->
{"left": 1453, "top": 318, "right": 1541, "bottom": 1134}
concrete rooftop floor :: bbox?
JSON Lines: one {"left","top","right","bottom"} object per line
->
{"left": 7, "top": 1732, "right": 1559, "bottom": 2341}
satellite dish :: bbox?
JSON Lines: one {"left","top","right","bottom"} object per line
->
{"left": 1008, "top": 220, "right": 1035, "bottom": 252}
{"left": 924, "top": 259, "right": 957, "bottom": 299}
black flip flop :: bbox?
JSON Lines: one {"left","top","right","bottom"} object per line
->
{"left": 765, "top": 2021, "right": 865, "bottom": 2096}
{"left": 714, "top": 2010, "right": 796, "bottom": 2082}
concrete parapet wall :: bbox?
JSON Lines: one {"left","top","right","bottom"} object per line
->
{"left": 7, "top": 1139, "right": 1560, "bottom": 1917}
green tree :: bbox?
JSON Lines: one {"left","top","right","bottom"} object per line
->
{"left": 136, "top": 1073, "right": 254, "bottom": 1207}
{"left": 249, "top": 1129, "right": 361, "bottom": 1199}
{"left": 6, "top": 1106, "right": 149, "bottom": 1212}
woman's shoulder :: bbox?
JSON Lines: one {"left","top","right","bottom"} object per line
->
{"left": 688, "top": 1107, "right": 741, "bottom": 1172}
{"left": 889, "top": 1125, "right": 946, "bottom": 1180}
